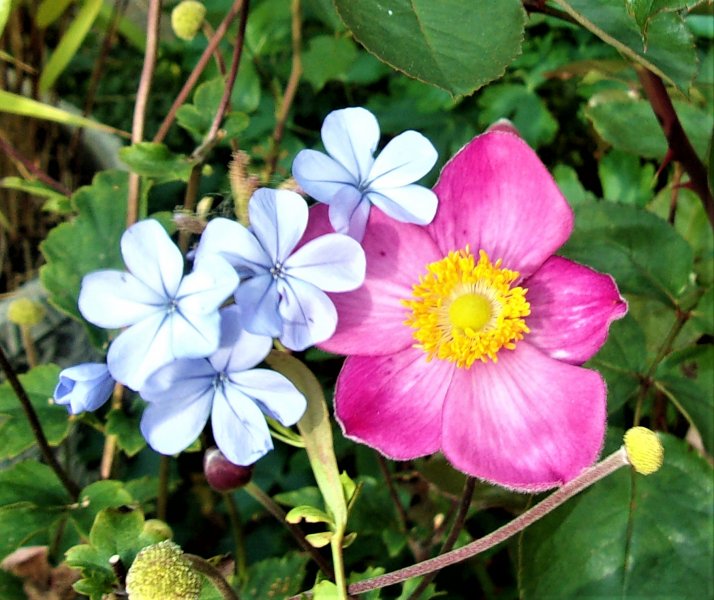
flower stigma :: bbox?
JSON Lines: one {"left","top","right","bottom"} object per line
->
{"left": 403, "top": 247, "right": 530, "bottom": 367}
{"left": 270, "top": 262, "right": 286, "bottom": 279}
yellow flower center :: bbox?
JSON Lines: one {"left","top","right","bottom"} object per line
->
{"left": 403, "top": 247, "right": 530, "bottom": 368}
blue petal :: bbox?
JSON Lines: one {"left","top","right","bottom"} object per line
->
{"left": 248, "top": 189, "right": 308, "bottom": 264}
{"left": 366, "top": 184, "right": 438, "bottom": 226}
{"left": 229, "top": 368, "right": 306, "bottom": 426}
{"left": 210, "top": 306, "right": 273, "bottom": 373}
{"left": 321, "top": 107, "right": 379, "bottom": 182}
{"left": 366, "top": 130, "right": 438, "bottom": 188}
{"left": 193, "top": 217, "right": 271, "bottom": 277}
{"left": 328, "top": 187, "right": 371, "bottom": 242}
{"left": 54, "top": 363, "right": 114, "bottom": 414}
{"left": 292, "top": 149, "right": 358, "bottom": 204}
{"left": 212, "top": 383, "right": 273, "bottom": 465}
{"left": 277, "top": 278, "right": 337, "bottom": 350}
{"left": 233, "top": 274, "right": 282, "bottom": 338}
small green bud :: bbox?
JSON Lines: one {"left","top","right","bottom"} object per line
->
{"left": 125, "top": 541, "right": 201, "bottom": 600}
{"left": 7, "top": 298, "right": 45, "bottom": 326}
{"left": 171, "top": 1, "right": 207, "bottom": 41}
{"left": 141, "top": 519, "right": 173, "bottom": 542}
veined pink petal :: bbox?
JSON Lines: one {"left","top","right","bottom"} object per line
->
{"left": 525, "top": 256, "right": 627, "bottom": 364}
{"left": 335, "top": 347, "right": 454, "bottom": 460}
{"left": 441, "top": 342, "right": 606, "bottom": 491}
{"left": 304, "top": 205, "right": 441, "bottom": 356}
{"left": 429, "top": 131, "right": 573, "bottom": 278}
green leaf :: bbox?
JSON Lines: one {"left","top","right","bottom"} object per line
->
{"left": 626, "top": 0, "right": 705, "bottom": 39}
{"left": 239, "top": 554, "right": 308, "bottom": 600}
{"left": 69, "top": 481, "right": 135, "bottom": 540}
{"left": 586, "top": 93, "right": 713, "bottom": 160}
{"left": 0, "top": 90, "right": 126, "bottom": 136}
{"left": 553, "top": 164, "right": 597, "bottom": 205}
{"left": 0, "top": 570, "right": 24, "bottom": 600}
{"left": 105, "top": 408, "right": 146, "bottom": 457}
{"left": 285, "top": 505, "right": 334, "bottom": 525}
{"left": 36, "top": 0, "right": 74, "bottom": 28}
{"left": 302, "top": 35, "right": 358, "bottom": 91}
{"left": 119, "top": 142, "right": 194, "bottom": 182}
{"left": 598, "top": 150, "right": 655, "bottom": 206}
{"left": 476, "top": 83, "right": 558, "bottom": 148}
{"left": 553, "top": 0, "right": 698, "bottom": 91}
{"left": 265, "top": 352, "right": 347, "bottom": 528}
{"left": 0, "top": 176, "right": 70, "bottom": 212}
{"left": 588, "top": 314, "right": 647, "bottom": 413}
{"left": 334, "top": 0, "right": 526, "bottom": 96}
{"left": 0, "top": 364, "right": 70, "bottom": 460}
{"left": 40, "top": 170, "right": 127, "bottom": 345}
{"left": 349, "top": 567, "right": 385, "bottom": 600}
{"left": 39, "top": 0, "right": 104, "bottom": 92}
{"left": 176, "top": 78, "right": 250, "bottom": 141}
{"left": 305, "top": 531, "right": 333, "bottom": 547}
{"left": 562, "top": 202, "right": 694, "bottom": 305}
{"left": 520, "top": 434, "right": 714, "bottom": 598}
{"left": 0, "top": 461, "right": 70, "bottom": 561}
{"left": 0, "top": 0, "right": 11, "bottom": 39}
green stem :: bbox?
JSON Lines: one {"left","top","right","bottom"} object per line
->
{"left": 223, "top": 493, "right": 247, "bottom": 582}
{"left": 184, "top": 554, "right": 239, "bottom": 600}
{"left": 157, "top": 454, "right": 170, "bottom": 522}
{"left": 0, "top": 344, "right": 80, "bottom": 499}
{"left": 330, "top": 529, "right": 348, "bottom": 600}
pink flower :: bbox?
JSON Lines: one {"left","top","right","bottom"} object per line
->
{"left": 304, "top": 130, "right": 627, "bottom": 492}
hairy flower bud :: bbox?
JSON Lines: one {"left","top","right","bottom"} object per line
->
{"left": 125, "top": 541, "right": 201, "bottom": 600}
{"left": 203, "top": 446, "right": 253, "bottom": 492}
{"left": 171, "top": 1, "right": 206, "bottom": 41}
{"left": 624, "top": 426, "right": 664, "bottom": 475}
{"left": 7, "top": 298, "right": 45, "bottom": 326}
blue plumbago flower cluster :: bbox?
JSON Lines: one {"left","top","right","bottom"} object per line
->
{"left": 54, "top": 107, "right": 437, "bottom": 466}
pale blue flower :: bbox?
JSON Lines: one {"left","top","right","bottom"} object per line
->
{"left": 54, "top": 363, "right": 114, "bottom": 414}
{"left": 139, "top": 306, "right": 306, "bottom": 466}
{"left": 194, "top": 188, "right": 366, "bottom": 351}
{"left": 292, "top": 107, "right": 439, "bottom": 241}
{"left": 79, "top": 219, "right": 239, "bottom": 391}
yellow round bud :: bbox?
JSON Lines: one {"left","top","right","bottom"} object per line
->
{"left": 7, "top": 298, "right": 45, "bottom": 327}
{"left": 141, "top": 519, "right": 173, "bottom": 542}
{"left": 171, "top": 1, "right": 207, "bottom": 41}
{"left": 125, "top": 541, "right": 201, "bottom": 600}
{"left": 624, "top": 427, "right": 664, "bottom": 475}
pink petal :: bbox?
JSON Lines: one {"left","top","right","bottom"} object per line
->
{"left": 441, "top": 342, "right": 606, "bottom": 491}
{"left": 429, "top": 131, "right": 573, "bottom": 278}
{"left": 335, "top": 347, "right": 455, "bottom": 460}
{"left": 304, "top": 205, "right": 441, "bottom": 356}
{"left": 525, "top": 256, "right": 627, "bottom": 364}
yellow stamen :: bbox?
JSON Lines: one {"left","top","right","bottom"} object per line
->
{"left": 624, "top": 427, "right": 664, "bottom": 475}
{"left": 403, "top": 247, "right": 530, "bottom": 368}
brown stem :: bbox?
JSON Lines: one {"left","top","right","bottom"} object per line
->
{"left": 100, "top": 382, "right": 124, "bottom": 479}
{"left": 153, "top": 0, "right": 246, "bottom": 144}
{"left": 522, "top": 0, "right": 578, "bottom": 25}
{"left": 126, "top": 0, "right": 162, "bottom": 227}
{"left": 637, "top": 68, "right": 714, "bottom": 227}
{"left": 0, "top": 344, "right": 80, "bottom": 499}
{"left": 0, "top": 135, "right": 71, "bottom": 196}
{"left": 203, "top": 21, "right": 228, "bottom": 76}
{"left": 376, "top": 454, "right": 409, "bottom": 533}
{"left": 184, "top": 554, "right": 240, "bottom": 600}
{"left": 265, "top": 0, "right": 303, "bottom": 179}
{"left": 407, "top": 477, "right": 476, "bottom": 600}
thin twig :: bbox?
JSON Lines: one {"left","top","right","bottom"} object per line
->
{"left": 126, "top": 0, "right": 162, "bottom": 227}
{"left": 0, "top": 344, "right": 80, "bottom": 499}
{"left": 100, "top": 382, "right": 124, "bottom": 479}
{"left": 637, "top": 68, "right": 714, "bottom": 227}
{"left": 407, "top": 477, "right": 476, "bottom": 600}
{"left": 376, "top": 454, "right": 410, "bottom": 533}
{"left": 265, "top": 0, "right": 303, "bottom": 180}
{"left": 243, "top": 482, "right": 334, "bottom": 578}
{"left": 184, "top": 554, "right": 240, "bottom": 600}
{"left": 0, "top": 135, "right": 71, "bottom": 196}
{"left": 154, "top": 0, "right": 246, "bottom": 144}
{"left": 223, "top": 492, "right": 248, "bottom": 581}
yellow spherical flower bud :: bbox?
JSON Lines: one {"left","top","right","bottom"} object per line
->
{"left": 624, "top": 427, "right": 664, "bottom": 475}
{"left": 7, "top": 298, "right": 45, "bottom": 327}
{"left": 125, "top": 541, "right": 201, "bottom": 600}
{"left": 171, "top": 1, "right": 207, "bottom": 41}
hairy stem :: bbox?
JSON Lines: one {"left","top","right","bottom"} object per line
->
{"left": 184, "top": 554, "right": 240, "bottom": 600}
{"left": 0, "top": 344, "right": 80, "bottom": 499}
{"left": 126, "top": 0, "right": 162, "bottom": 227}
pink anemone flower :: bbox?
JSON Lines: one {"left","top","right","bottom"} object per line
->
{"left": 304, "top": 129, "right": 627, "bottom": 492}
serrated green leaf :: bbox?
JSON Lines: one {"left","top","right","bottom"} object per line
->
{"left": 239, "top": 553, "right": 308, "bottom": 600}
{"left": 39, "top": 0, "right": 103, "bottom": 92}
{"left": 586, "top": 93, "right": 713, "bottom": 160}
{"left": 119, "top": 142, "right": 194, "bottom": 182}
{"left": 0, "top": 364, "right": 70, "bottom": 460}
{"left": 105, "top": 408, "right": 146, "bottom": 457}
{"left": 562, "top": 202, "right": 694, "bottom": 305}
{"left": 0, "top": 461, "right": 70, "bottom": 561}
{"left": 302, "top": 35, "right": 358, "bottom": 91}
{"left": 588, "top": 314, "right": 647, "bottom": 413}
{"left": 520, "top": 434, "right": 714, "bottom": 598}
{"left": 334, "top": 0, "right": 526, "bottom": 96}
{"left": 70, "top": 480, "right": 135, "bottom": 540}
{"left": 553, "top": 0, "right": 697, "bottom": 91}
{"left": 39, "top": 170, "right": 127, "bottom": 346}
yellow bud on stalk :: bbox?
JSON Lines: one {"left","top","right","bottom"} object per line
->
{"left": 624, "top": 426, "right": 664, "bottom": 475}
{"left": 171, "top": 1, "right": 207, "bottom": 41}
{"left": 7, "top": 298, "right": 45, "bottom": 327}
{"left": 125, "top": 541, "right": 201, "bottom": 600}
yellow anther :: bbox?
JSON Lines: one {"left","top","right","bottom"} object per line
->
{"left": 624, "top": 427, "right": 664, "bottom": 475}
{"left": 125, "top": 540, "right": 201, "bottom": 600}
